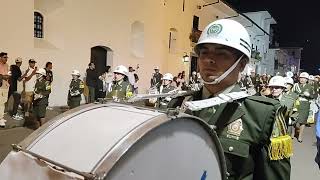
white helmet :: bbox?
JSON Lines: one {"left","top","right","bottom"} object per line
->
{"left": 71, "top": 70, "right": 81, "bottom": 76}
{"left": 286, "top": 71, "right": 294, "bottom": 78}
{"left": 309, "top": 75, "right": 315, "bottom": 80}
{"left": 194, "top": 19, "right": 251, "bottom": 85}
{"left": 113, "top": 65, "right": 128, "bottom": 76}
{"left": 162, "top": 73, "right": 173, "bottom": 81}
{"left": 284, "top": 77, "right": 294, "bottom": 85}
{"left": 154, "top": 66, "right": 159, "bottom": 70}
{"left": 15, "top": 57, "right": 22, "bottom": 63}
{"left": 268, "top": 76, "right": 286, "bottom": 88}
{"left": 36, "top": 68, "right": 46, "bottom": 76}
{"left": 195, "top": 19, "right": 251, "bottom": 59}
{"left": 299, "top": 72, "right": 309, "bottom": 79}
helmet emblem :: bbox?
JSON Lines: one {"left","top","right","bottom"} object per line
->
{"left": 207, "top": 24, "right": 223, "bottom": 36}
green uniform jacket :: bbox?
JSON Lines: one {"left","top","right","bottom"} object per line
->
{"left": 106, "top": 80, "right": 133, "bottom": 100}
{"left": 280, "top": 91, "right": 299, "bottom": 124}
{"left": 68, "top": 79, "right": 84, "bottom": 108}
{"left": 172, "top": 85, "right": 291, "bottom": 180}
{"left": 158, "top": 85, "right": 176, "bottom": 108}
{"left": 68, "top": 79, "right": 84, "bottom": 99}
{"left": 33, "top": 79, "right": 51, "bottom": 105}
{"left": 293, "top": 83, "right": 313, "bottom": 124}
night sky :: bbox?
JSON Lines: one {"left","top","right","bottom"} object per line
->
{"left": 225, "top": 0, "right": 320, "bottom": 74}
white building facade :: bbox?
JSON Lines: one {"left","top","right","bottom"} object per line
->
{"left": 0, "top": 0, "right": 239, "bottom": 106}
{"left": 231, "top": 11, "right": 277, "bottom": 75}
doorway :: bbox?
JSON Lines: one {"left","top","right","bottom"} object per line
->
{"left": 90, "top": 46, "right": 113, "bottom": 76}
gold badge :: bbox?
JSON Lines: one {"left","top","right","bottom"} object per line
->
{"left": 227, "top": 119, "right": 244, "bottom": 140}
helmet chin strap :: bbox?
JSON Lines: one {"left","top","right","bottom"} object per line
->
{"left": 203, "top": 54, "right": 244, "bottom": 85}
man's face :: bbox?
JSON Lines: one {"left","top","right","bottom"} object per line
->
{"left": 286, "top": 84, "right": 293, "bottom": 91}
{"left": 29, "top": 62, "right": 36, "bottom": 68}
{"left": 250, "top": 72, "right": 255, "bottom": 77}
{"left": 197, "top": 43, "right": 246, "bottom": 86}
{"left": 129, "top": 68, "right": 133, "bottom": 72}
{"left": 72, "top": 75, "right": 79, "bottom": 80}
{"left": 16, "top": 62, "right": 22, "bottom": 67}
{"left": 0, "top": 55, "right": 8, "bottom": 64}
{"left": 47, "top": 64, "right": 53, "bottom": 70}
{"left": 299, "top": 77, "right": 307, "bottom": 84}
{"left": 155, "top": 69, "right": 159, "bottom": 73}
{"left": 270, "top": 86, "right": 284, "bottom": 97}
{"left": 114, "top": 72, "right": 124, "bottom": 81}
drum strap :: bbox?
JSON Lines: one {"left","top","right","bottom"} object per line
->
{"left": 184, "top": 91, "right": 251, "bottom": 111}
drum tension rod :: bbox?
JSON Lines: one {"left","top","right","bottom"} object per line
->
{"left": 11, "top": 144, "right": 98, "bottom": 180}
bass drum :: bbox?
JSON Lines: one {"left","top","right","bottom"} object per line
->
{"left": 2, "top": 103, "right": 227, "bottom": 180}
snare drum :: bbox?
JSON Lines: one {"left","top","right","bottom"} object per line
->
{"left": 0, "top": 103, "right": 227, "bottom": 180}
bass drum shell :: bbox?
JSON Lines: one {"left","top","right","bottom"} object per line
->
{"left": 17, "top": 103, "right": 226, "bottom": 180}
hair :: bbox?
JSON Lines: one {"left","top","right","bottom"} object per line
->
{"left": 0, "top": 52, "right": 7, "bottom": 57}
{"left": 45, "top": 61, "right": 52, "bottom": 68}
{"left": 173, "top": 76, "right": 178, "bottom": 82}
{"left": 134, "top": 73, "right": 139, "bottom": 81}
{"left": 88, "top": 62, "right": 94, "bottom": 67}
{"left": 106, "top": 66, "right": 111, "bottom": 73}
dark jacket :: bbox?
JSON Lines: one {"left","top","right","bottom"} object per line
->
{"left": 9, "top": 65, "right": 22, "bottom": 92}
{"left": 45, "top": 69, "right": 53, "bottom": 84}
{"left": 86, "top": 68, "right": 99, "bottom": 87}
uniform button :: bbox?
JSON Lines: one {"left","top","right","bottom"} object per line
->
{"left": 228, "top": 146, "right": 234, "bottom": 152}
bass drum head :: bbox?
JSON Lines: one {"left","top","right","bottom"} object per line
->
{"left": 105, "top": 116, "right": 226, "bottom": 180}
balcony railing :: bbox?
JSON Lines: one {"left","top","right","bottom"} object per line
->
{"left": 251, "top": 50, "right": 262, "bottom": 61}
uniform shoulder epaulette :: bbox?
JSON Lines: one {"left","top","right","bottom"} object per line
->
{"left": 246, "top": 95, "right": 280, "bottom": 106}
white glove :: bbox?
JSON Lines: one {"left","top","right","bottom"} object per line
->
{"left": 34, "top": 93, "right": 43, "bottom": 100}
{"left": 303, "top": 91, "right": 310, "bottom": 97}
{"left": 70, "top": 90, "right": 80, "bottom": 96}
{"left": 165, "top": 97, "right": 172, "bottom": 102}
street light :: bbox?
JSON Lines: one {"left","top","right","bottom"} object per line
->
{"left": 182, "top": 53, "right": 190, "bottom": 62}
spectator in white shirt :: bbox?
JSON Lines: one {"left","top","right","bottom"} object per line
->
{"left": 128, "top": 67, "right": 135, "bottom": 86}
{"left": 99, "top": 66, "right": 114, "bottom": 94}
{"left": 22, "top": 59, "right": 37, "bottom": 117}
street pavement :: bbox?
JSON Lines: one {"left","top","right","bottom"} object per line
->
{"left": 0, "top": 106, "right": 319, "bottom": 179}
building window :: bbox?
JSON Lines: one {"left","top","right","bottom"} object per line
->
{"left": 34, "top": 12, "right": 43, "bottom": 38}
{"left": 131, "top": 21, "right": 144, "bottom": 58}
{"left": 193, "top": 16, "right": 199, "bottom": 30}
{"left": 169, "top": 28, "right": 178, "bottom": 53}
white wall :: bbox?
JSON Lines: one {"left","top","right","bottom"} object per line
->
{"left": 0, "top": 0, "right": 237, "bottom": 106}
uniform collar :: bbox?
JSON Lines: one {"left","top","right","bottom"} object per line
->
{"left": 202, "top": 84, "right": 236, "bottom": 99}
